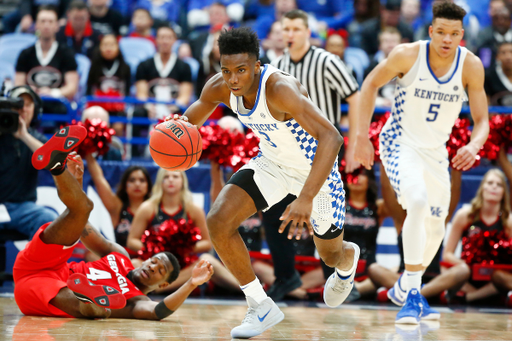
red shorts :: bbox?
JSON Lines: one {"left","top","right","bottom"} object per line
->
{"left": 13, "top": 223, "right": 76, "bottom": 317}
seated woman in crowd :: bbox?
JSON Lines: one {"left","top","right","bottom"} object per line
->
{"left": 441, "top": 167, "right": 512, "bottom": 303}
{"left": 85, "top": 152, "right": 151, "bottom": 260}
{"left": 127, "top": 168, "right": 240, "bottom": 292}
{"left": 86, "top": 34, "right": 132, "bottom": 137}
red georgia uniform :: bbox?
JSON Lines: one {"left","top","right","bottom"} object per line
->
{"left": 14, "top": 223, "right": 144, "bottom": 317}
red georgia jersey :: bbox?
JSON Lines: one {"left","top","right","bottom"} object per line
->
{"left": 69, "top": 252, "right": 144, "bottom": 301}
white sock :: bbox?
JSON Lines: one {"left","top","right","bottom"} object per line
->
{"left": 336, "top": 242, "right": 358, "bottom": 277}
{"left": 240, "top": 278, "right": 268, "bottom": 304}
{"left": 405, "top": 270, "right": 422, "bottom": 294}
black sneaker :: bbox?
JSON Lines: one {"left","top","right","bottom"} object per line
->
{"left": 267, "top": 270, "right": 302, "bottom": 301}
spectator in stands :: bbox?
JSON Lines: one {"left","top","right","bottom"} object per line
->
{"left": 298, "top": 0, "right": 352, "bottom": 31}
{"left": 244, "top": 0, "right": 275, "bottom": 23}
{"left": 2, "top": 0, "right": 70, "bottom": 34}
{"left": 260, "top": 21, "right": 286, "bottom": 64}
{"left": 88, "top": 0, "right": 126, "bottom": 36}
{"left": 358, "top": 0, "right": 414, "bottom": 57}
{"left": 81, "top": 106, "right": 123, "bottom": 160}
{"left": 252, "top": 0, "right": 297, "bottom": 40}
{"left": 364, "top": 27, "right": 402, "bottom": 107}
{"left": 441, "top": 167, "right": 512, "bottom": 304}
{"left": 346, "top": 0, "right": 381, "bottom": 48}
{"left": 0, "top": 86, "right": 57, "bottom": 239}
{"left": 196, "top": 31, "right": 222, "bottom": 91}
{"left": 135, "top": 25, "right": 193, "bottom": 119}
{"left": 135, "top": 0, "right": 181, "bottom": 29}
{"left": 56, "top": 0, "right": 102, "bottom": 58}
{"left": 86, "top": 34, "right": 132, "bottom": 136}
{"left": 401, "top": 0, "right": 422, "bottom": 35}
{"left": 15, "top": 6, "right": 79, "bottom": 110}
{"left": 128, "top": 8, "right": 156, "bottom": 44}
{"left": 85, "top": 152, "right": 152, "bottom": 258}
{"left": 485, "top": 42, "right": 512, "bottom": 106}
{"left": 189, "top": 3, "right": 231, "bottom": 63}
{"left": 126, "top": 169, "right": 241, "bottom": 292}
{"left": 187, "top": 0, "right": 244, "bottom": 30}
{"left": 476, "top": 6, "right": 512, "bottom": 69}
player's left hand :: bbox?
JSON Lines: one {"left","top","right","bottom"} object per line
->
{"left": 452, "top": 144, "right": 479, "bottom": 171}
{"left": 279, "top": 197, "right": 314, "bottom": 240}
{"left": 190, "top": 259, "right": 214, "bottom": 286}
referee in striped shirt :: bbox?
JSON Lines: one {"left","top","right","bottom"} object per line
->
{"left": 263, "top": 9, "right": 362, "bottom": 301}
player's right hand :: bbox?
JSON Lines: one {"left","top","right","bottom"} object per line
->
{"left": 164, "top": 114, "right": 189, "bottom": 122}
{"left": 353, "top": 136, "right": 374, "bottom": 170}
{"left": 190, "top": 259, "right": 214, "bottom": 286}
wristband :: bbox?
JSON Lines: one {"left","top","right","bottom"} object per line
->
{"left": 155, "top": 301, "right": 174, "bottom": 320}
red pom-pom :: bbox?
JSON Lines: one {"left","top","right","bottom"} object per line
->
{"left": 199, "top": 123, "right": 246, "bottom": 167}
{"left": 229, "top": 131, "right": 260, "bottom": 172}
{"left": 64, "top": 119, "right": 116, "bottom": 157}
{"left": 369, "top": 112, "right": 390, "bottom": 162}
{"left": 138, "top": 218, "right": 202, "bottom": 268}
{"left": 446, "top": 118, "right": 478, "bottom": 168}
{"left": 461, "top": 228, "right": 512, "bottom": 265}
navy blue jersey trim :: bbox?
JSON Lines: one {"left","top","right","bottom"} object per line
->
{"left": 426, "top": 42, "right": 460, "bottom": 85}
{"left": 237, "top": 64, "right": 269, "bottom": 117}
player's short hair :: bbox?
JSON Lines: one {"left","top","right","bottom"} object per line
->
{"left": 37, "top": 5, "right": 59, "bottom": 19}
{"left": 218, "top": 27, "right": 260, "bottom": 60}
{"left": 283, "top": 9, "right": 309, "bottom": 28}
{"left": 432, "top": 1, "right": 467, "bottom": 23}
{"left": 162, "top": 252, "right": 181, "bottom": 283}
{"left": 68, "top": 0, "right": 88, "bottom": 12}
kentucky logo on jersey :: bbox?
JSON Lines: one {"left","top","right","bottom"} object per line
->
{"left": 413, "top": 89, "right": 461, "bottom": 103}
{"left": 245, "top": 123, "right": 279, "bottom": 132}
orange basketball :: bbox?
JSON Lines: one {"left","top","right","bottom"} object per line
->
{"left": 149, "top": 120, "right": 203, "bottom": 170}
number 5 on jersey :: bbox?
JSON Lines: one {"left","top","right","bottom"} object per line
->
{"left": 427, "top": 104, "right": 440, "bottom": 122}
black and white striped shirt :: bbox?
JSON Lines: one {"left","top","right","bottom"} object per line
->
{"left": 272, "top": 46, "right": 358, "bottom": 124}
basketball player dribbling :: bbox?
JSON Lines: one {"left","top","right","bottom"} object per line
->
{"left": 169, "top": 27, "right": 360, "bottom": 339}
{"left": 353, "top": 2, "right": 489, "bottom": 324}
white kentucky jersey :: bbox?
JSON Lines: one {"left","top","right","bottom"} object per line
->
{"left": 229, "top": 64, "right": 337, "bottom": 172}
{"left": 381, "top": 40, "right": 468, "bottom": 149}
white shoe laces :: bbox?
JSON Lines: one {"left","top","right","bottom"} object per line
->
{"left": 331, "top": 276, "right": 351, "bottom": 293}
{"left": 241, "top": 307, "right": 256, "bottom": 324}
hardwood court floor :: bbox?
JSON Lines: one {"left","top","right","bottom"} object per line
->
{"left": 1, "top": 295, "right": 512, "bottom": 341}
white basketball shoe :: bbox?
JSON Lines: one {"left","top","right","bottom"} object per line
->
{"left": 323, "top": 242, "right": 360, "bottom": 307}
{"left": 230, "top": 297, "right": 284, "bottom": 339}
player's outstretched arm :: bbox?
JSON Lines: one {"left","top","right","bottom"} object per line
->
{"left": 80, "top": 223, "right": 130, "bottom": 259}
{"left": 266, "top": 75, "right": 343, "bottom": 239}
{"left": 453, "top": 54, "right": 490, "bottom": 171}
{"left": 183, "top": 74, "right": 230, "bottom": 127}
{"left": 111, "top": 260, "right": 214, "bottom": 320}
{"left": 354, "top": 44, "right": 418, "bottom": 169}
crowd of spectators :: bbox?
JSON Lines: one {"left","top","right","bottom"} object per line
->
{"left": 1, "top": 0, "right": 512, "bottom": 308}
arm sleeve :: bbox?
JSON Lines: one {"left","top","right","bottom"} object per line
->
{"left": 325, "top": 56, "right": 359, "bottom": 99}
